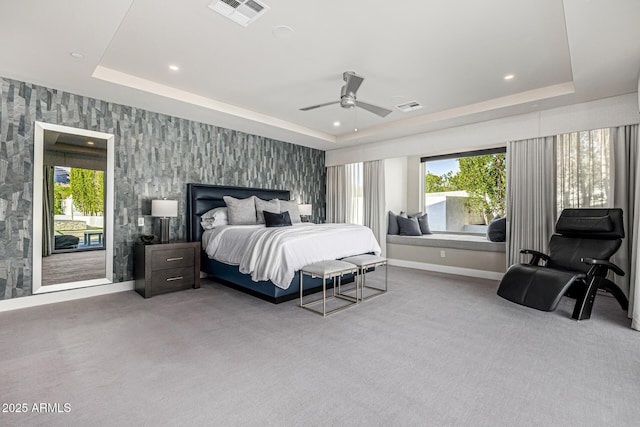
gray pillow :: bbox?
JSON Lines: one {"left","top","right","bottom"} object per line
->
{"left": 255, "top": 198, "right": 280, "bottom": 224}
{"left": 279, "top": 200, "right": 301, "bottom": 223}
{"left": 388, "top": 211, "right": 400, "bottom": 235}
{"left": 410, "top": 212, "right": 432, "bottom": 235}
{"left": 397, "top": 215, "right": 422, "bottom": 236}
{"left": 223, "top": 196, "right": 257, "bottom": 225}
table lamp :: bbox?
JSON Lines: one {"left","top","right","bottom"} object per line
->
{"left": 298, "top": 204, "right": 312, "bottom": 222}
{"left": 152, "top": 199, "right": 178, "bottom": 243}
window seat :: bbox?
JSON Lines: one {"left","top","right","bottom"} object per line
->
{"left": 387, "top": 233, "right": 505, "bottom": 253}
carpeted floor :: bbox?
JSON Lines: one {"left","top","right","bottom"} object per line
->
{"left": 1, "top": 266, "right": 638, "bottom": 426}
{"left": 41, "top": 250, "right": 106, "bottom": 286}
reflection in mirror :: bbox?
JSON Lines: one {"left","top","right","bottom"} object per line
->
{"left": 33, "top": 122, "right": 114, "bottom": 294}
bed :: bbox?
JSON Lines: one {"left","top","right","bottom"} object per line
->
{"left": 186, "top": 183, "right": 381, "bottom": 303}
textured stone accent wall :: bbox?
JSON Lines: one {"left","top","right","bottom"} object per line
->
{"left": 0, "top": 78, "right": 326, "bottom": 300}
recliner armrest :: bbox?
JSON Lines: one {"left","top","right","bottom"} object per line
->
{"left": 581, "top": 257, "right": 625, "bottom": 276}
{"left": 521, "top": 249, "right": 550, "bottom": 265}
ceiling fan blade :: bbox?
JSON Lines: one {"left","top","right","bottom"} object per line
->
{"left": 355, "top": 100, "right": 392, "bottom": 118}
{"left": 344, "top": 72, "right": 364, "bottom": 95}
{"left": 299, "top": 101, "right": 339, "bottom": 111}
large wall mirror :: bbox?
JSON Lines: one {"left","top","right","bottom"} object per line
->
{"left": 33, "top": 122, "right": 115, "bottom": 294}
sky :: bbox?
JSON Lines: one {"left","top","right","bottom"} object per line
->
{"left": 425, "top": 158, "right": 459, "bottom": 176}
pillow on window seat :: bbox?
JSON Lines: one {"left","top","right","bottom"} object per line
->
{"left": 388, "top": 211, "right": 402, "bottom": 235}
{"left": 397, "top": 215, "right": 422, "bottom": 236}
{"left": 487, "top": 216, "right": 506, "bottom": 242}
{"left": 409, "top": 212, "right": 432, "bottom": 235}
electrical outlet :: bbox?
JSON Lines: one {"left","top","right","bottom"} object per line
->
{"left": 138, "top": 217, "right": 144, "bottom": 227}
{"left": 440, "top": 250, "right": 445, "bottom": 258}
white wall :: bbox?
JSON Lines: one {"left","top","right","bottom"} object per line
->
{"left": 326, "top": 93, "right": 639, "bottom": 166}
{"left": 382, "top": 157, "right": 407, "bottom": 255}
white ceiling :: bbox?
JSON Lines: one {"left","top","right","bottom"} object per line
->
{"left": 0, "top": 0, "right": 639, "bottom": 152}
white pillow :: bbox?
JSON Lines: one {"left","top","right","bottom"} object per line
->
{"left": 255, "top": 198, "right": 281, "bottom": 224}
{"left": 201, "top": 207, "right": 228, "bottom": 230}
{"left": 223, "top": 196, "right": 257, "bottom": 225}
{"left": 279, "top": 200, "right": 301, "bottom": 223}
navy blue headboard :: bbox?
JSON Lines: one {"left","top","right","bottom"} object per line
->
{"left": 187, "top": 184, "right": 290, "bottom": 243}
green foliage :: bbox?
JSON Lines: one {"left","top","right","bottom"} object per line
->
{"left": 425, "top": 153, "right": 506, "bottom": 223}
{"left": 70, "top": 168, "right": 104, "bottom": 215}
{"left": 53, "top": 183, "right": 72, "bottom": 215}
{"left": 425, "top": 171, "right": 458, "bottom": 192}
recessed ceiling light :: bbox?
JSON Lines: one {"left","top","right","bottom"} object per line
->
{"left": 504, "top": 74, "right": 515, "bottom": 80}
{"left": 169, "top": 64, "right": 180, "bottom": 71}
{"left": 354, "top": 128, "right": 358, "bottom": 132}
{"left": 70, "top": 52, "right": 84, "bottom": 59}
{"left": 87, "top": 141, "right": 95, "bottom": 146}
{"left": 333, "top": 121, "right": 341, "bottom": 127}
{"left": 272, "top": 25, "right": 294, "bottom": 39}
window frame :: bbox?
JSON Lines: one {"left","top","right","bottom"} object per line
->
{"left": 420, "top": 147, "right": 506, "bottom": 234}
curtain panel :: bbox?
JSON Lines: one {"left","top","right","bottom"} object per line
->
{"left": 363, "top": 160, "right": 385, "bottom": 245}
{"left": 345, "top": 162, "right": 363, "bottom": 225}
{"left": 611, "top": 124, "right": 640, "bottom": 331}
{"left": 506, "top": 136, "right": 556, "bottom": 266}
{"left": 326, "top": 165, "right": 347, "bottom": 223}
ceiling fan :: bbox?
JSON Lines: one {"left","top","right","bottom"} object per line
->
{"left": 300, "top": 71, "right": 392, "bottom": 118}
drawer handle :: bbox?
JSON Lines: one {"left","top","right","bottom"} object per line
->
{"left": 166, "top": 257, "right": 184, "bottom": 262}
{"left": 166, "top": 276, "right": 184, "bottom": 282}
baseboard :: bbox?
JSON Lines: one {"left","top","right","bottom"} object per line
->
{"left": 0, "top": 281, "right": 135, "bottom": 313}
{"left": 388, "top": 259, "right": 504, "bottom": 281}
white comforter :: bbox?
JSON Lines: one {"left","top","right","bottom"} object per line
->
{"left": 202, "top": 223, "right": 381, "bottom": 289}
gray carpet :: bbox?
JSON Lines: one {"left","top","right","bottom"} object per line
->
{"left": 41, "top": 250, "right": 106, "bottom": 286}
{"left": 1, "top": 267, "right": 638, "bottom": 426}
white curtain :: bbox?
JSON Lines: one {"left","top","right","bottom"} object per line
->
{"left": 363, "top": 160, "right": 385, "bottom": 245}
{"left": 345, "top": 163, "right": 363, "bottom": 225}
{"left": 506, "top": 136, "right": 556, "bottom": 266}
{"left": 326, "top": 165, "right": 347, "bottom": 223}
{"left": 611, "top": 124, "right": 640, "bottom": 331}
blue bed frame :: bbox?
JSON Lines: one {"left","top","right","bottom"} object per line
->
{"left": 187, "top": 183, "right": 341, "bottom": 303}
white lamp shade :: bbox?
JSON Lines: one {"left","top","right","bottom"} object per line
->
{"left": 152, "top": 199, "right": 178, "bottom": 217}
{"left": 298, "top": 204, "right": 312, "bottom": 216}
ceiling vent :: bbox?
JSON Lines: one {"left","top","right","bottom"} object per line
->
{"left": 395, "top": 101, "right": 423, "bottom": 112}
{"left": 209, "top": 0, "right": 270, "bottom": 27}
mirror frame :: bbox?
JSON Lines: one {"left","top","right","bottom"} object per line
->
{"left": 32, "top": 121, "right": 115, "bottom": 294}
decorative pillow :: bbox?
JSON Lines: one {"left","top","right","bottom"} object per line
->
{"left": 388, "top": 211, "right": 401, "bottom": 235}
{"left": 279, "top": 200, "right": 301, "bottom": 223}
{"left": 487, "top": 216, "right": 506, "bottom": 242}
{"left": 264, "top": 210, "right": 292, "bottom": 228}
{"left": 255, "top": 198, "right": 281, "bottom": 224}
{"left": 397, "top": 215, "right": 422, "bottom": 236}
{"left": 200, "top": 207, "right": 228, "bottom": 230}
{"left": 223, "top": 196, "right": 257, "bottom": 225}
{"left": 410, "top": 212, "right": 432, "bottom": 235}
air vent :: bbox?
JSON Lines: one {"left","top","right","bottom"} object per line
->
{"left": 396, "top": 101, "right": 423, "bottom": 112}
{"left": 209, "top": 0, "right": 270, "bottom": 27}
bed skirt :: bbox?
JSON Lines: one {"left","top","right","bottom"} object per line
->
{"left": 201, "top": 254, "right": 355, "bottom": 304}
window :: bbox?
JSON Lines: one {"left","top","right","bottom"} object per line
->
{"left": 345, "top": 162, "right": 363, "bottom": 225}
{"left": 556, "top": 128, "right": 612, "bottom": 213}
{"left": 421, "top": 148, "right": 506, "bottom": 233}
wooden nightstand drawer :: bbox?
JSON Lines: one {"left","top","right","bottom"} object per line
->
{"left": 151, "top": 267, "right": 195, "bottom": 293}
{"left": 135, "top": 241, "right": 201, "bottom": 298}
{"left": 151, "top": 247, "right": 195, "bottom": 271}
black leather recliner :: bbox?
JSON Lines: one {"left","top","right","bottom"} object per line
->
{"left": 497, "top": 208, "right": 629, "bottom": 320}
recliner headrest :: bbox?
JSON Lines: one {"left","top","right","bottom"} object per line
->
{"left": 555, "top": 208, "right": 624, "bottom": 239}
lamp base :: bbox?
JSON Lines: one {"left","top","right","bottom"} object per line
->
{"left": 158, "top": 217, "right": 171, "bottom": 243}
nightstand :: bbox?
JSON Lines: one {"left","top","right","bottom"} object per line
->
{"left": 134, "top": 241, "right": 201, "bottom": 298}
